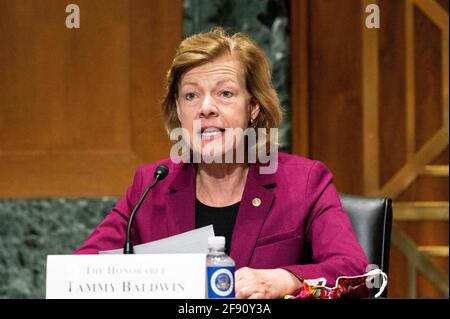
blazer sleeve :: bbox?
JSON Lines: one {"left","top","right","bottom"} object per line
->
{"left": 73, "top": 166, "right": 144, "bottom": 254}
{"left": 281, "top": 161, "right": 369, "bottom": 292}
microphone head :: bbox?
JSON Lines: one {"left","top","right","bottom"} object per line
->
{"left": 154, "top": 164, "right": 169, "bottom": 181}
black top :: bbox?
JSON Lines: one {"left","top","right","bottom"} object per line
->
{"left": 195, "top": 198, "right": 240, "bottom": 255}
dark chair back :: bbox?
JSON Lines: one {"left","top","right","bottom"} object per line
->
{"left": 339, "top": 194, "right": 393, "bottom": 297}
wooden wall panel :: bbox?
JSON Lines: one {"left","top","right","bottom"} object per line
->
{"left": 432, "top": 146, "right": 449, "bottom": 164}
{"left": 437, "top": 0, "right": 449, "bottom": 14}
{"left": 290, "top": 0, "right": 310, "bottom": 157}
{"left": 414, "top": 6, "right": 443, "bottom": 151}
{"left": 130, "top": 0, "right": 182, "bottom": 162}
{"left": 0, "top": 0, "right": 183, "bottom": 197}
{"left": 388, "top": 246, "right": 409, "bottom": 297}
{"left": 399, "top": 2, "right": 449, "bottom": 297}
{"left": 308, "top": 0, "right": 364, "bottom": 195}
{"left": 291, "top": 0, "right": 449, "bottom": 298}
{"left": 379, "top": 0, "right": 407, "bottom": 187}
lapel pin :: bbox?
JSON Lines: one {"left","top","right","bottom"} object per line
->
{"left": 252, "top": 197, "right": 262, "bottom": 207}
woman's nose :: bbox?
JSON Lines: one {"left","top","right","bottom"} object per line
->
{"left": 199, "top": 95, "right": 218, "bottom": 118}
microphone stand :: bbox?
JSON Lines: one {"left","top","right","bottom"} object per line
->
{"left": 123, "top": 166, "right": 168, "bottom": 254}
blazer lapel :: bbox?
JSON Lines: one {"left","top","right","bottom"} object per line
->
{"left": 164, "top": 161, "right": 276, "bottom": 269}
{"left": 230, "top": 163, "right": 276, "bottom": 268}
{"left": 165, "top": 163, "right": 197, "bottom": 236}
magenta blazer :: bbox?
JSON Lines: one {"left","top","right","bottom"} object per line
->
{"left": 75, "top": 152, "right": 368, "bottom": 287}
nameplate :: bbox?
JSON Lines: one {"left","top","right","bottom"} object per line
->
{"left": 46, "top": 254, "right": 206, "bottom": 299}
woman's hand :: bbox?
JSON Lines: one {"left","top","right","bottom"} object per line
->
{"left": 235, "top": 267, "right": 302, "bottom": 299}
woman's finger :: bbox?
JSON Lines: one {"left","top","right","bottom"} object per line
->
{"left": 248, "top": 292, "right": 265, "bottom": 299}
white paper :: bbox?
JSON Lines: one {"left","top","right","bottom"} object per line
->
{"left": 99, "top": 225, "right": 215, "bottom": 254}
{"left": 46, "top": 254, "right": 207, "bottom": 299}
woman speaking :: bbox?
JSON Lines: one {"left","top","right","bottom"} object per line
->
{"left": 75, "top": 28, "right": 368, "bottom": 299}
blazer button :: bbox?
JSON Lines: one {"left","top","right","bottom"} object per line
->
{"left": 252, "top": 198, "right": 262, "bottom": 207}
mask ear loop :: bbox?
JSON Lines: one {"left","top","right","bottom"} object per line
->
{"left": 375, "top": 271, "right": 388, "bottom": 298}
{"left": 365, "top": 269, "right": 388, "bottom": 298}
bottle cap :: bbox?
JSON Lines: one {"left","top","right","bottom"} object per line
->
{"left": 208, "top": 236, "right": 225, "bottom": 250}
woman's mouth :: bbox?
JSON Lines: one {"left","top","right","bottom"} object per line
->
{"left": 200, "top": 127, "right": 225, "bottom": 140}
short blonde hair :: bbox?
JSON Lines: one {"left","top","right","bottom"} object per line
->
{"left": 162, "top": 27, "right": 282, "bottom": 136}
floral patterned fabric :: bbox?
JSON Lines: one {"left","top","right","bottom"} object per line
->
{"left": 284, "top": 269, "right": 388, "bottom": 299}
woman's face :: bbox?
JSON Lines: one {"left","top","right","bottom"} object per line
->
{"left": 176, "top": 54, "right": 260, "bottom": 159}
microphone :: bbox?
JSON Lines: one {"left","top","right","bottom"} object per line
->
{"left": 123, "top": 164, "right": 169, "bottom": 254}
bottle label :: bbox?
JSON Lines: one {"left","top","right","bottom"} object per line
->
{"left": 207, "top": 266, "right": 235, "bottom": 298}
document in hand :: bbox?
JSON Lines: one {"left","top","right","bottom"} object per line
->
{"left": 99, "top": 225, "right": 215, "bottom": 254}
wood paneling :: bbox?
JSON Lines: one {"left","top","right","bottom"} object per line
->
{"left": 290, "top": 0, "right": 309, "bottom": 157}
{"left": 307, "top": 0, "right": 364, "bottom": 195}
{"left": 379, "top": 0, "right": 407, "bottom": 187}
{"left": 291, "top": 0, "right": 448, "bottom": 298}
{"left": 432, "top": 146, "right": 449, "bottom": 164}
{"left": 414, "top": 6, "right": 443, "bottom": 152}
{"left": 388, "top": 246, "right": 409, "bottom": 297}
{"left": 437, "top": 0, "right": 449, "bottom": 12}
{"left": 0, "top": 0, "right": 183, "bottom": 197}
{"left": 130, "top": 0, "right": 182, "bottom": 162}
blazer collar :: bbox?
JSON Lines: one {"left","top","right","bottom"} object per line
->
{"left": 230, "top": 163, "right": 276, "bottom": 268}
{"left": 165, "top": 162, "right": 277, "bottom": 268}
{"left": 165, "top": 163, "right": 197, "bottom": 236}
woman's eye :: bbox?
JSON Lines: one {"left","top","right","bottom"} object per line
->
{"left": 221, "top": 91, "right": 233, "bottom": 98}
{"left": 185, "top": 93, "right": 196, "bottom": 101}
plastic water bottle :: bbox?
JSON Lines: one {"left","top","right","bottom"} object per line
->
{"left": 206, "top": 236, "right": 235, "bottom": 298}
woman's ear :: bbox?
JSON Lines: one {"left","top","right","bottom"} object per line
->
{"left": 249, "top": 97, "right": 261, "bottom": 122}
{"left": 176, "top": 99, "right": 182, "bottom": 122}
